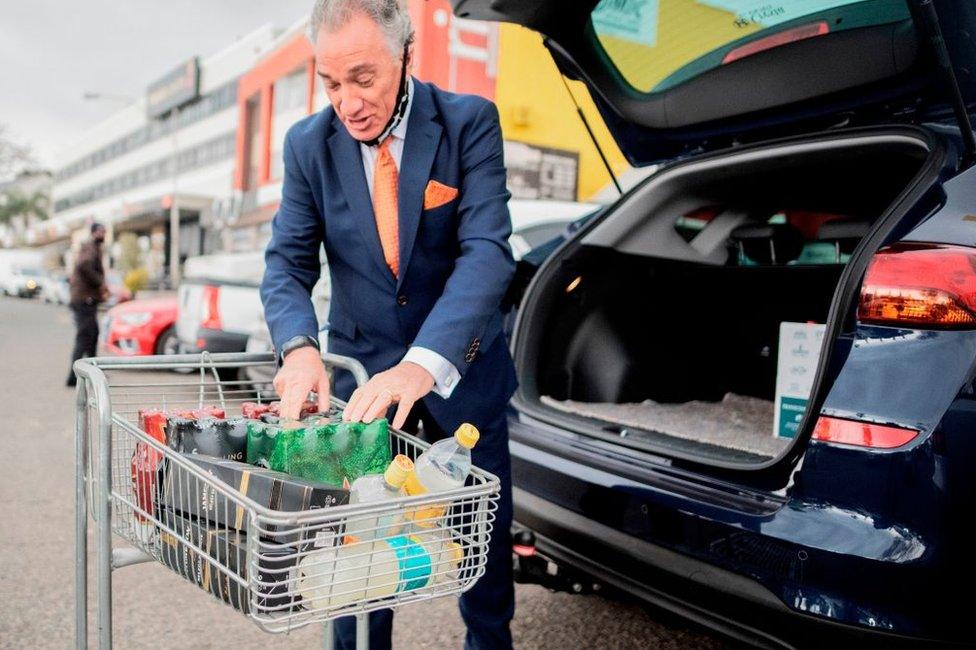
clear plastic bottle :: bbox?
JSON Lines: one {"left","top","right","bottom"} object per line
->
{"left": 345, "top": 454, "right": 413, "bottom": 540}
{"left": 404, "top": 423, "right": 480, "bottom": 525}
{"left": 297, "top": 535, "right": 433, "bottom": 609}
{"left": 411, "top": 525, "right": 463, "bottom": 585}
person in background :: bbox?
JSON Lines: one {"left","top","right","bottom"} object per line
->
{"left": 260, "top": 0, "right": 517, "bottom": 647}
{"left": 66, "top": 222, "right": 108, "bottom": 387}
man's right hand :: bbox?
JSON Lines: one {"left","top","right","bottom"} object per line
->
{"left": 273, "top": 346, "right": 331, "bottom": 420}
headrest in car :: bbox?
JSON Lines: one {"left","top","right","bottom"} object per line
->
{"left": 816, "top": 219, "right": 871, "bottom": 254}
{"left": 729, "top": 223, "right": 805, "bottom": 265}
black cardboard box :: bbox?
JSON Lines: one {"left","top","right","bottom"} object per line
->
{"left": 158, "top": 454, "right": 348, "bottom": 544}
{"left": 158, "top": 508, "right": 305, "bottom": 614}
{"left": 166, "top": 417, "right": 248, "bottom": 462}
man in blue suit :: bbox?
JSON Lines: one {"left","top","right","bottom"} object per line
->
{"left": 260, "top": 1, "right": 516, "bottom": 647}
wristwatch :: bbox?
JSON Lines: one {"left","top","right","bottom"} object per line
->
{"left": 276, "top": 334, "right": 320, "bottom": 367}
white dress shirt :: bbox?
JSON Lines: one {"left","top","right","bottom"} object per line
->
{"left": 359, "top": 78, "right": 461, "bottom": 399}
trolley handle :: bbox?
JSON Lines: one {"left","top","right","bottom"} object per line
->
{"left": 322, "top": 352, "right": 369, "bottom": 388}
{"left": 198, "top": 351, "right": 226, "bottom": 412}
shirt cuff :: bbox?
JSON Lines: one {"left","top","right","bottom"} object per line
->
{"left": 403, "top": 346, "right": 461, "bottom": 399}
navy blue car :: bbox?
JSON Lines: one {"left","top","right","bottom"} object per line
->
{"left": 455, "top": 0, "right": 975, "bottom": 646}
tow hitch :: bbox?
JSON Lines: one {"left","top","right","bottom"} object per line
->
{"left": 512, "top": 529, "right": 603, "bottom": 595}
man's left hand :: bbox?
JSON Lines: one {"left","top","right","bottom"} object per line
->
{"left": 343, "top": 361, "right": 434, "bottom": 429}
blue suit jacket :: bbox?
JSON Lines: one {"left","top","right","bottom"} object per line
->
{"left": 261, "top": 79, "right": 517, "bottom": 433}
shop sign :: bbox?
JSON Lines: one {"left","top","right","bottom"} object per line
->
{"left": 147, "top": 58, "right": 200, "bottom": 118}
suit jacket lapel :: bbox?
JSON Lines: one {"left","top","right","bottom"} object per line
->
{"left": 396, "top": 81, "right": 442, "bottom": 292}
{"left": 327, "top": 117, "right": 395, "bottom": 288}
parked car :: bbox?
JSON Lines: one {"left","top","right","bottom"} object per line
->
{"left": 40, "top": 270, "right": 70, "bottom": 305}
{"left": 176, "top": 251, "right": 266, "bottom": 356}
{"left": 507, "top": 199, "right": 600, "bottom": 259}
{"left": 0, "top": 264, "right": 46, "bottom": 298}
{"left": 455, "top": 0, "right": 976, "bottom": 646}
{"left": 102, "top": 295, "right": 179, "bottom": 357}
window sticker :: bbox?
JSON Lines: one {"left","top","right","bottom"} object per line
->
{"left": 592, "top": 0, "right": 659, "bottom": 47}
{"left": 698, "top": 0, "right": 863, "bottom": 29}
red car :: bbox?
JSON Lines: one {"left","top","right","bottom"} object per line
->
{"left": 103, "top": 295, "right": 179, "bottom": 356}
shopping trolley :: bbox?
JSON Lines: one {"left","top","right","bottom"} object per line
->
{"left": 74, "top": 351, "right": 500, "bottom": 649}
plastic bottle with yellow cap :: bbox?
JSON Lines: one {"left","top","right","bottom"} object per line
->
{"left": 404, "top": 423, "right": 480, "bottom": 525}
{"left": 345, "top": 454, "right": 414, "bottom": 540}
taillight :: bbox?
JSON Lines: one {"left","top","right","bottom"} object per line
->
{"left": 858, "top": 243, "right": 976, "bottom": 328}
{"left": 200, "top": 285, "right": 222, "bottom": 330}
{"left": 813, "top": 416, "right": 919, "bottom": 449}
{"left": 722, "top": 21, "right": 829, "bottom": 65}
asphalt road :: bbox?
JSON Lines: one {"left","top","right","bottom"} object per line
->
{"left": 0, "top": 295, "right": 729, "bottom": 649}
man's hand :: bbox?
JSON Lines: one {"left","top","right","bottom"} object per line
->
{"left": 343, "top": 361, "right": 434, "bottom": 429}
{"left": 273, "top": 346, "right": 330, "bottom": 420}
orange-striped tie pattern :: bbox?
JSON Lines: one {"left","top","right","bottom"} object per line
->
{"left": 372, "top": 136, "right": 400, "bottom": 277}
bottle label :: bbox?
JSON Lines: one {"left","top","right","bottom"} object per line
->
{"left": 386, "top": 535, "right": 432, "bottom": 592}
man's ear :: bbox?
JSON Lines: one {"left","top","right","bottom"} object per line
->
{"left": 405, "top": 44, "right": 415, "bottom": 74}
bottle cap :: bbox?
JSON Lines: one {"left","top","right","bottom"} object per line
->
{"left": 384, "top": 454, "right": 414, "bottom": 488}
{"left": 454, "top": 423, "right": 479, "bottom": 449}
{"left": 447, "top": 541, "right": 463, "bottom": 567}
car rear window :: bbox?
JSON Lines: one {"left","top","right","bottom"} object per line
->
{"left": 590, "top": 0, "right": 912, "bottom": 94}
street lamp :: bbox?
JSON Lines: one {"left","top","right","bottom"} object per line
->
{"left": 166, "top": 105, "right": 182, "bottom": 289}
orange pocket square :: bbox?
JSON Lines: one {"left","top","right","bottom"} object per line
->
{"left": 423, "top": 180, "right": 459, "bottom": 210}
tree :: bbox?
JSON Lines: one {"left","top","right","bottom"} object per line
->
{"left": 0, "top": 123, "right": 34, "bottom": 180}
{"left": 0, "top": 189, "right": 48, "bottom": 226}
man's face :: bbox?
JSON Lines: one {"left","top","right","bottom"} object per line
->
{"left": 92, "top": 227, "right": 106, "bottom": 244}
{"left": 314, "top": 12, "right": 410, "bottom": 142}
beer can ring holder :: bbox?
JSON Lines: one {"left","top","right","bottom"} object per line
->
{"left": 73, "top": 351, "right": 500, "bottom": 649}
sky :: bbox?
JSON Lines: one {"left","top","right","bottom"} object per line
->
{"left": 0, "top": 0, "right": 313, "bottom": 174}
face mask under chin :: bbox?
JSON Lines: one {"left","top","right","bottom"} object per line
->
{"left": 361, "top": 43, "right": 411, "bottom": 147}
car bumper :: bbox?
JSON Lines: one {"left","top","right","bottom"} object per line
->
{"left": 104, "top": 321, "right": 159, "bottom": 356}
{"left": 193, "top": 327, "right": 248, "bottom": 354}
{"left": 514, "top": 486, "right": 954, "bottom": 649}
{"left": 508, "top": 416, "right": 960, "bottom": 648}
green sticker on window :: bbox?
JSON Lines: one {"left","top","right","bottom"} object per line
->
{"left": 592, "top": 0, "right": 659, "bottom": 47}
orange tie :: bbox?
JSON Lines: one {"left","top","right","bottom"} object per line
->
{"left": 373, "top": 136, "right": 400, "bottom": 277}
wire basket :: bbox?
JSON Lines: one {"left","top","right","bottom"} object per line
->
{"left": 76, "top": 352, "right": 500, "bottom": 635}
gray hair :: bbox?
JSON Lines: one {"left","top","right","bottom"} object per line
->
{"left": 308, "top": 0, "right": 414, "bottom": 56}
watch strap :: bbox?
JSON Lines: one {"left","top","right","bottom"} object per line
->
{"left": 277, "top": 334, "right": 320, "bottom": 367}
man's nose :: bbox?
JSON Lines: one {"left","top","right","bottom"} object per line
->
{"left": 341, "top": 89, "right": 365, "bottom": 116}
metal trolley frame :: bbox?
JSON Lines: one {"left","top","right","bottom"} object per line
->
{"left": 74, "top": 351, "right": 500, "bottom": 649}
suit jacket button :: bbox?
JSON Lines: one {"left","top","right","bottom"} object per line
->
{"left": 396, "top": 295, "right": 408, "bottom": 306}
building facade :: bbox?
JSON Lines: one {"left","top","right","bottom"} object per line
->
{"left": 47, "top": 25, "right": 280, "bottom": 282}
